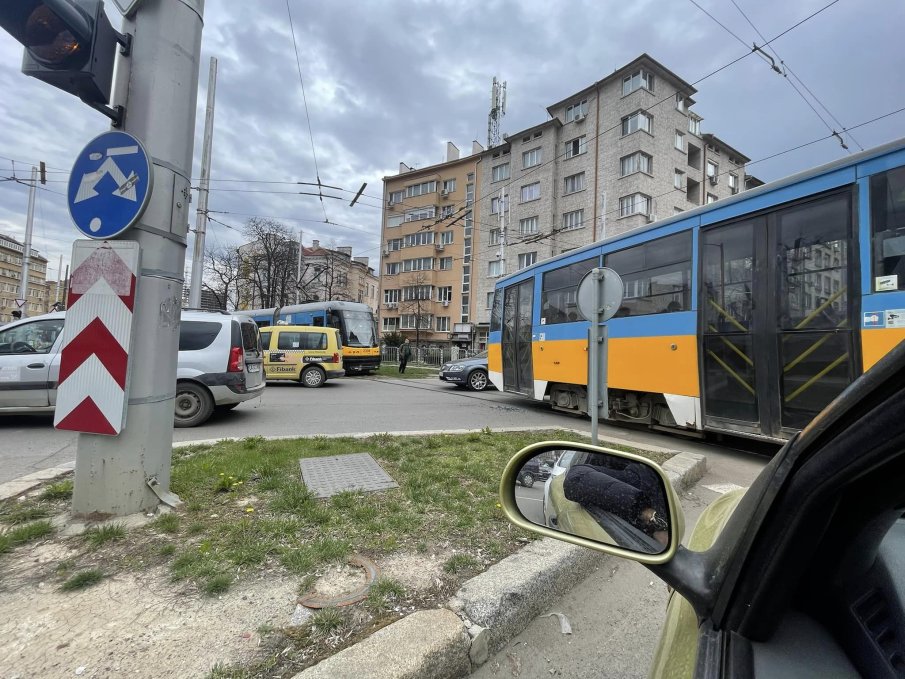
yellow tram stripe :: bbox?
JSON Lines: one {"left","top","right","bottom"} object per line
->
{"left": 707, "top": 349, "right": 756, "bottom": 396}
{"left": 784, "top": 353, "right": 848, "bottom": 403}
{"left": 707, "top": 299, "right": 748, "bottom": 333}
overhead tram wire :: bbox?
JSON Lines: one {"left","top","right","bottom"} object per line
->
{"left": 727, "top": 0, "right": 863, "bottom": 151}
{"left": 286, "top": 0, "right": 329, "bottom": 224}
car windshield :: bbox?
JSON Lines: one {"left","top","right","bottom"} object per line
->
{"left": 343, "top": 311, "right": 376, "bottom": 347}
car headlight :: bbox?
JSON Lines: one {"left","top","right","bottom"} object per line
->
{"left": 440, "top": 364, "right": 449, "bottom": 371}
{"left": 447, "top": 365, "right": 466, "bottom": 372}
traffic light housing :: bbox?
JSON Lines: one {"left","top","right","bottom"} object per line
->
{"left": 0, "top": 0, "right": 129, "bottom": 124}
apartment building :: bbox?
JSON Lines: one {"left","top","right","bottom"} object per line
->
{"left": 379, "top": 142, "right": 484, "bottom": 348}
{"left": 299, "top": 241, "right": 379, "bottom": 311}
{"left": 473, "top": 53, "right": 753, "bottom": 339}
{"left": 0, "top": 233, "right": 50, "bottom": 323}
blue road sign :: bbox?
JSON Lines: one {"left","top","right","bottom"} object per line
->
{"left": 68, "top": 131, "right": 153, "bottom": 239}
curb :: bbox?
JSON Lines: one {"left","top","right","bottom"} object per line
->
{"left": 292, "top": 450, "right": 708, "bottom": 679}
{"left": 0, "top": 461, "right": 75, "bottom": 502}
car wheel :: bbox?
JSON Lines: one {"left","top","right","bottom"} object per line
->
{"left": 467, "top": 369, "right": 489, "bottom": 391}
{"left": 519, "top": 472, "right": 535, "bottom": 488}
{"left": 300, "top": 366, "right": 326, "bottom": 388}
{"left": 174, "top": 382, "right": 214, "bottom": 428}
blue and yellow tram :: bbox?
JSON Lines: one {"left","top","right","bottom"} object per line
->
{"left": 489, "top": 137, "right": 905, "bottom": 441}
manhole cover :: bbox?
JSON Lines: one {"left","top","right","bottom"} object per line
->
{"left": 300, "top": 452, "right": 398, "bottom": 499}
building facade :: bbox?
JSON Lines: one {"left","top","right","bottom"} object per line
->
{"left": 0, "top": 233, "right": 51, "bottom": 323}
{"left": 473, "top": 53, "right": 753, "bottom": 340}
{"left": 379, "top": 142, "right": 485, "bottom": 348}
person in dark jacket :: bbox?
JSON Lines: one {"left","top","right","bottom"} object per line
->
{"left": 399, "top": 339, "right": 412, "bottom": 373}
{"left": 563, "top": 458, "right": 669, "bottom": 545}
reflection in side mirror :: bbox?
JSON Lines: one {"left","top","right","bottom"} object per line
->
{"left": 513, "top": 448, "right": 672, "bottom": 555}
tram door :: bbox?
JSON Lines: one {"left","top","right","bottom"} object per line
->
{"left": 700, "top": 191, "right": 857, "bottom": 438}
{"left": 501, "top": 279, "right": 534, "bottom": 395}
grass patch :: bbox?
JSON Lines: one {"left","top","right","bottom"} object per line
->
{"left": 202, "top": 573, "right": 233, "bottom": 596}
{"left": 444, "top": 553, "right": 481, "bottom": 574}
{"left": 309, "top": 607, "right": 346, "bottom": 639}
{"left": 365, "top": 577, "right": 406, "bottom": 612}
{"left": 372, "top": 365, "right": 436, "bottom": 379}
{"left": 153, "top": 512, "right": 181, "bottom": 534}
{"left": 40, "top": 479, "right": 73, "bottom": 501}
{"left": 61, "top": 568, "right": 104, "bottom": 591}
{"left": 84, "top": 522, "right": 126, "bottom": 548}
{"left": 0, "top": 504, "right": 51, "bottom": 525}
{"left": 0, "top": 519, "right": 55, "bottom": 554}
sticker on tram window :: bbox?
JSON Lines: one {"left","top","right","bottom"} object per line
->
{"left": 863, "top": 312, "right": 884, "bottom": 328}
{"left": 876, "top": 275, "right": 898, "bottom": 292}
{"left": 885, "top": 310, "right": 905, "bottom": 329}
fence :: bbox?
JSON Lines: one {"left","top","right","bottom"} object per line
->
{"left": 380, "top": 345, "right": 476, "bottom": 367}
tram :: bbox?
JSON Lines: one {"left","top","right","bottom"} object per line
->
{"left": 241, "top": 301, "right": 380, "bottom": 374}
{"left": 489, "top": 137, "right": 905, "bottom": 441}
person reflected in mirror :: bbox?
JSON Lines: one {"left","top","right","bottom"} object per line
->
{"left": 562, "top": 458, "right": 669, "bottom": 547}
{"left": 399, "top": 338, "right": 412, "bottom": 373}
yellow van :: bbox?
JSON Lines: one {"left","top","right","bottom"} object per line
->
{"left": 259, "top": 325, "right": 344, "bottom": 387}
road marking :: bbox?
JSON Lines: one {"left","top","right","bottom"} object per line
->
{"left": 703, "top": 483, "right": 747, "bottom": 495}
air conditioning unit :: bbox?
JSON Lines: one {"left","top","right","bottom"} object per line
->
{"left": 387, "top": 199, "right": 395, "bottom": 207}
{"left": 385, "top": 302, "right": 398, "bottom": 309}
{"left": 574, "top": 113, "right": 586, "bottom": 122}
{"left": 383, "top": 248, "right": 390, "bottom": 256}
{"left": 440, "top": 190, "right": 449, "bottom": 198}
{"left": 436, "top": 243, "right": 445, "bottom": 251}
{"left": 647, "top": 213, "right": 657, "bottom": 223}
{"left": 709, "top": 175, "right": 719, "bottom": 186}
{"left": 442, "top": 300, "right": 450, "bottom": 307}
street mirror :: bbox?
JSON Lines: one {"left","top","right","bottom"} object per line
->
{"left": 500, "top": 441, "right": 684, "bottom": 565}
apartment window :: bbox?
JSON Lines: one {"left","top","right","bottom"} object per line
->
{"left": 523, "top": 147, "right": 542, "bottom": 168}
{"left": 491, "top": 163, "right": 510, "bottom": 182}
{"left": 386, "top": 238, "right": 403, "bottom": 252}
{"left": 605, "top": 231, "right": 692, "bottom": 316}
{"left": 387, "top": 214, "right": 403, "bottom": 228}
{"left": 405, "top": 181, "right": 437, "bottom": 198}
{"left": 436, "top": 317, "right": 450, "bottom": 332}
{"left": 688, "top": 116, "right": 701, "bottom": 136}
{"left": 564, "top": 136, "right": 587, "bottom": 159}
{"left": 565, "top": 100, "right": 588, "bottom": 122}
{"left": 437, "top": 286, "right": 453, "bottom": 302}
{"left": 440, "top": 205, "right": 454, "bottom": 217}
{"left": 466, "top": 182, "right": 474, "bottom": 206}
{"left": 622, "top": 110, "right": 652, "bottom": 136}
{"left": 439, "top": 256, "right": 453, "bottom": 270}
{"left": 490, "top": 195, "right": 508, "bottom": 214}
{"left": 405, "top": 206, "right": 435, "bottom": 222}
{"left": 385, "top": 262, "right": 400, "bottom": 275}
{"left": 404, "top": 232, "right": 434, "bottom": 247}
{"left": 403, "top": 285, "right": 432, "bottom": 301}
{"left": 489, "top": 228, "right": 502, "bottom": 245}
{"left": 620, "top": 152, "right": 652, "bottom": 177}
{"left": 384, "top": 289, "right": 400, "bottom": 303}
{"left": 440, "top": 231, "right": 454, "bottom": 245}
{"left": 706, "top": 160, "right": 718, "bottom": 178}
{"left": 389, "top": 190, "right": 404, "bottom": 204}
{"left": 619, "top": 193, "right": 650, "bottom": 217}
{"left": 442, "top": 178, "right": 456, "bottom": 193}
{"left": 675, "top": 131, "right": 685, "bottom": 151}
{"left": 675, "top": 94, "right": 687, "bottom": 113}
{"left": 622, "top": 69, "right": 654, "bottom": 96}
{"left": 706, "top": 193, "right": 718, "bottom": 204}
{"left": 563, "top": 172, "right": 585, "bottom": 195}
{"left": 562, "top": 209, "right": 584, "bottom": 231}
{"left": 728, "top": 173, "right": 739, "bottom": 195}
{"left": 674, "top": 169, "right": 685, "bottom": 190}
{"left": 488, "top": 260, "right": 503, "bottom": 277}
{"left": 521, "top": 182, "right": 540, "bottom": 202}
{"left": 519, "top": 216, "right": 538, "bottom": 235}
{"left": 401, "top": 314, "right": 431, "bottom": 330}
{"left": 402, "top": 257, "right": 433, "bottom": 272}
{"left": 382, "top": 317, "right": 399, "bottom": 331}
{"left": 518, "top": 252, "right": 538, "bottom": 269}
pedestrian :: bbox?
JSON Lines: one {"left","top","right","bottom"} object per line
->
{"left": 399, "top": 339, "right": 412, "bottom": 373}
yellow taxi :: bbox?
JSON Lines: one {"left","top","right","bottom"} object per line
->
{"left": 259, "top": 325, "right": 344, "bottom": 387}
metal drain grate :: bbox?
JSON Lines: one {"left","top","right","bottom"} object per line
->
{"left": 299, "top": 453, "right": 399, "bottom": 499}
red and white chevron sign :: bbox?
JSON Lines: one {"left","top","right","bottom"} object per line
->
{"left": 54, "top": 240, "right": 140, "bottom": 435}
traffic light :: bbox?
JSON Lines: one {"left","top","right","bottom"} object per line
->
{"left": 0, "top": 1, "right": 130, "bottom": 124}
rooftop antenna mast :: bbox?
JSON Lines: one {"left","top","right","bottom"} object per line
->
{"left": 487, "top": 77, "right": 507, "bottom": 148}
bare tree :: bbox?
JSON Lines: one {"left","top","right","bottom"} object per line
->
{"left": 202, "top": 245, "right": 242, "bottom": 310}
{"left": 398, "top": 272, "right": 433, "bottom": 349}
{"left": 239, "top": 218, "right": 298, "bottom": 308}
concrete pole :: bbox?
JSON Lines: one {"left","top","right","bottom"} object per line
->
{"left": 296, "top": 229, "right": 303, "bottom": 304}
{"left": 17, "top": 167, "right": 37, "bottom": 318}
{"left": 72, "top": 0, "right": 205, "bottom": 517}
{"left": 189, "top": 55, "right": 217, "bottom": 308}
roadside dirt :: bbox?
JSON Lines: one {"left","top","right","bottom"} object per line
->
{"left": 0, "top": 541, "right": 455, "bottom": 678}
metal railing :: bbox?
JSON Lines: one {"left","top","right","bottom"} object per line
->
{"left": 380, "top": 345, "right": 474, "bottom": 367}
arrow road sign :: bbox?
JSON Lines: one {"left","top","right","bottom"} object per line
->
{"left": 67, "top": 131, "right": 153, "bottom": 240}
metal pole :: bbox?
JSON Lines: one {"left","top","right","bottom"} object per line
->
{"left": 17, "top": 167, "right": 37, "bottom": 318}
{"left": 72, "top": 0, "right": 205, "bottom": 517}
{"left": 189, "top": 55, "right": 217, "bottom": 308}
{"left": 296, "top": 229, "right": 303, "bottom": 304}
{"left": 588, "top": 303, "right": 599, "bottom": 445}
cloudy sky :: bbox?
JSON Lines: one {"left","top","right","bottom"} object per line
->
{"left": 0, "top": 0, "right": 902, "bottom": 282}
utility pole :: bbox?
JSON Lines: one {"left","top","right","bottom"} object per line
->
{"left": 189, "top": 55, "right": 217, "bottom": 308}
{"left": 17, "top": 167, "right": 37, "bottom": 318}
{"left": 296, "top": 229, "right": 303, "bottom": 304}
{"left": 71, "top": 0, "right": 205, "bottom": 516}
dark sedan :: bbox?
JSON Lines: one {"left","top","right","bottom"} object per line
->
{"left": 439, "top": 352, "right": 493, "bottom": 391}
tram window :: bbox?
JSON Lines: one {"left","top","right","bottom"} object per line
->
{"left": 605, "top": 232, "right": 692, "bottom": 317}
{"left": 871, "top": 166, "right": 905, "bottom": 291}
{"left": 541, "top": 257, "right": 598, "bottom": 324}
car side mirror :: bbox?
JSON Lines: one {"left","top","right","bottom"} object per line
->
{"left": 500, "top": 441, "right": 684, "bottom": 565}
